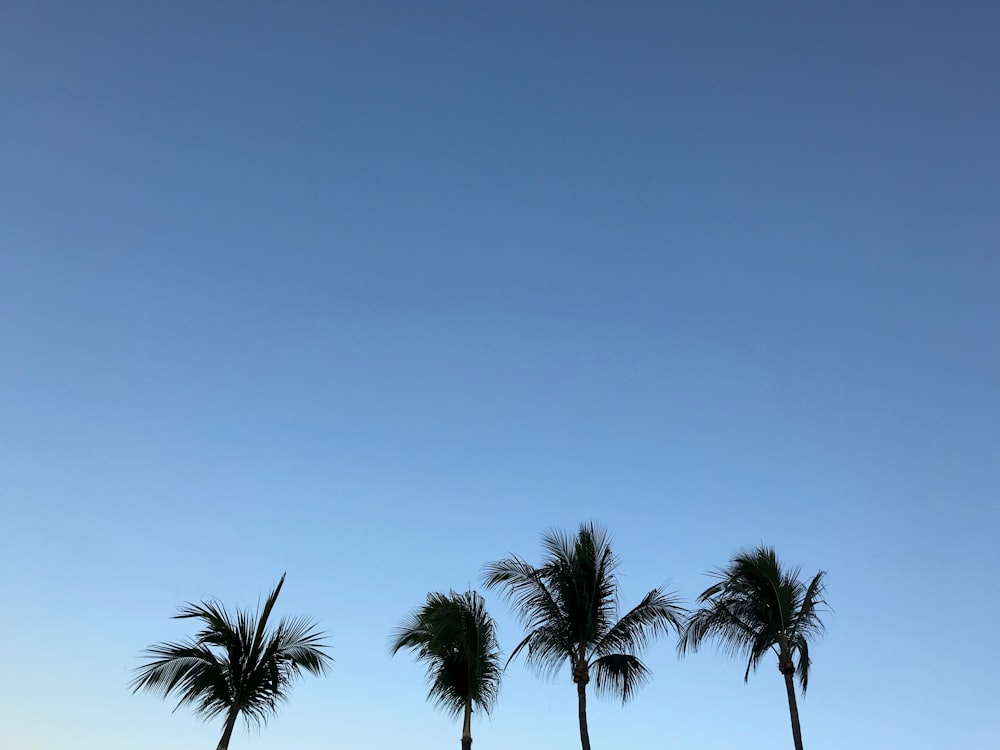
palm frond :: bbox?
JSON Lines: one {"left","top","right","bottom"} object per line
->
{"left": 517, "top": 625, "right": 579, "bottom": 680}
{"left": 273, "top": 615, "right": 334, "bottom": 675}
{"left": 594, "top": 587, "right": 685, "bottom": 658}
{"left": 131, "top": 641, "right": 231, "bottom": 715}
{"left": 678, "top": 600, "right": 753, "bottom": 657}
{"left": 591, "top": 653, "right": 651, "bottom": 704}
{"left": 482, "top": 556, "right": 566, "bottom": 635}
{"left": 796, "top": 636, "right": 812, "bottom": 693}
{"left": 482, "top": 555, "right": 574, "bottom": 670}
{"left": 249, "top": 574, "right": 285, "bottom": 666}
{"left": 794, "top": 570, "right": 828, "bottom": 639}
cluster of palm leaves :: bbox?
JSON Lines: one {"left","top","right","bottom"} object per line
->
{"left": 131, "top": 574, "right": 333, "bottom": 750}
{"left": 132, "top": 524, "right": 826, "bottom": 750}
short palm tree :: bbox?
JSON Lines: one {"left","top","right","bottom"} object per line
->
{"left": 130, "top": 574, "right": 332, "bottom": 750}
{"left": 679, "top": 546, "right": 827, "bottom": 750}
{"left": 390, "top": 590, "right": 502, "bottom": 750}
{"left": 482, "top": 522, "right": 684, "bottom": 750}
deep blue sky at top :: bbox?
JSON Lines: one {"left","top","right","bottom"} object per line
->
{"left": 1, "top": 3, "right": 998, "bottom": 750}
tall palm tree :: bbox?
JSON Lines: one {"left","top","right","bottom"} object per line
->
{"left": 390, "top": 590, "right": 502, "bottom": 750}
{"left": 130, "top": 574, "right": 332, "bottom": 750}
{"left": 679, "top": 546, "right": 827, "bottom": 750}
{"left": 482, "top": 522, "right": 684, "bottom": 750}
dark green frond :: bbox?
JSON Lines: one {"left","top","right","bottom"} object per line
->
{"left": 794, "top": 636, "right": 811, "bottom": 693}
{"left": 679, "top": 600, "right": 754, "bottom": 658}
{"left": 482, "top": 556, "right": 567, "bottom": 638}
{"left": 250, "top": 574, "right": 285, "bottom": 664}
{"left": 519, "top": 624, "right": 579, "bottom": 680}
{"left": 594, "top": 587, "right": 685, "bottom": 659}
{"left": 482, "top": 554, "right": 576, "bottom": 670}
{"left": 273, "top": 615, "right": 334, "bottom": 676}
{"left": 130, "top": 640, "right": 232, "bottom": 719}
{"left": 795, "top": 570, "right": 828, "bottom": 640}
{"left": 591, "top": 653, "right": 651, "bottom": 704}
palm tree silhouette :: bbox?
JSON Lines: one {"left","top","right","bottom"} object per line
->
{"left": 680, "top": 546, "right": 827, "bottom": 750}
{"left": 131, "top": 574, "right": 332, "bottom": 750}
{"left": 391, "top": 590, "right": 502, "bottom": 750}
{"left": 483, "top": 522, "right": 684, "bottom": 750}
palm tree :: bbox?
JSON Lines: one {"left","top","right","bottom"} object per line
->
{"left": 391, "top": 590, "right": 502, "bottom": 750}
{"left": 679, "top": 546, "right": 827, "bottom": 750}
{"left": 482, "top": 522, "right": 684, "bottom": 750}
{"left": 130, "top": 574, "right": 332, "bottom": 750}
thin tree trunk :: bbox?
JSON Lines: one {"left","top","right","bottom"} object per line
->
{"left": 783, "top": 670, "right": 804, "bottom": 750}
{"left": 461, "top": 699, "right": 473, "bottom": 750}
{"left": 216, "top": 706, "right": 240, "bottom": 750}
{"left": 576, "top": 680, "right": 591, "bottom": 750}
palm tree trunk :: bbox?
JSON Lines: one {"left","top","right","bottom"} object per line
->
{"left": 461, "top": 698, "right": 473, "bottom": 750}
{"left": 216, "top": 706, "right": 240, "bottom": 750}
{"left": 782, "top": 670, "right": 804, "bottom": 750}
{"left": 576, "top": 680, "right": 591, "bottom": 750}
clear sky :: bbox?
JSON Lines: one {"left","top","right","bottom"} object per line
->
{"left": 2, "top": 2, "right": 998, "bottom": 749}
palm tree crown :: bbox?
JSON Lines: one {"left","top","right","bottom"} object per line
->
{"left": 483, "top": 522, "right": 684, "bottom": 750}
{"left": 679, "top": 546, "right": 827, "bottom": 750}
{"left": 131, "top": 574, "right": 332, "bottom": 750}
{"left": 680, "top": 546, "right": 826, "bottom": 688}
{"left": 391, "top": 590, "right": 502, "bottom": 750}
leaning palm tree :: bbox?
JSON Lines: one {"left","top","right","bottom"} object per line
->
{"left": 679, "top": 546, "right": 827, "bottom": 750}
{"left": 483, "top": 522, "right": 684, "bottom": 750}
{"left": 130, "top": 574, "right": 332, "bottom": 750}
{"left": 390, "top": 590, "right": 502, "bottom": 750}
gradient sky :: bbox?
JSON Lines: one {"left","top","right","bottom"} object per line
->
{"left": 2, "top": 3, "right": 998, "bottom": 749}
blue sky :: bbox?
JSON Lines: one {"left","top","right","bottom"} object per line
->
{"left": 1, "top": 2, "right": 998, "bottom": 749}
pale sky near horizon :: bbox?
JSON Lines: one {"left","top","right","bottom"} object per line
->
{"left": 2, "top": 2, "right": 998, "bottom": 749}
